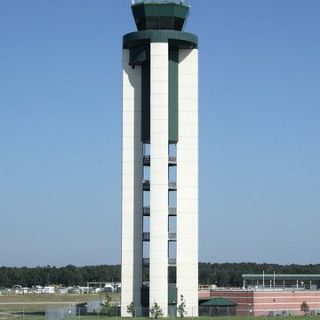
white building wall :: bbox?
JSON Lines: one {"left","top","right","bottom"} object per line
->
{"left": 121, "top": 49, "right": 143, "bottom": 316}
{"left": 149, "top": 42, "right": 169, "bottom": 317}
{"left": 177, "top": 48, "right": 199, "bottom": 317}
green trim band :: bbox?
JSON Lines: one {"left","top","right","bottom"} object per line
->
{"left": 123, "top": 30, "right": 197, "bottom": 49}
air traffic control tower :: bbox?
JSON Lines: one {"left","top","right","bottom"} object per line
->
{"left": 121, "top": 0, "right": 198, "bottom": 317}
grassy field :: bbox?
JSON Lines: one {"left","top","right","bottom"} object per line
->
{"left": 0, "top": 294, "right": 120, "bottom": 304}
{"left": 1, "top": 295, "right": 320, "bottom": 320}
{"left": 0, "top": 293, "right": 119, "bottom": 314}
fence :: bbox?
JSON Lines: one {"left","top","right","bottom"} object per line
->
{"left": 1, "top": 303, "right": 238, "bottom": 319}
{"left": 45, "top": 305, "right": 76, "bottom": 320}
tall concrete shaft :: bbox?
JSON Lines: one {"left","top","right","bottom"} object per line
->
{"left": 121, "top": 1, "right": 198, "bottom": 317}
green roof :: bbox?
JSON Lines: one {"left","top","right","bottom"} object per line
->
{"left": 200, "top": 298, "right": 236, "bottom": 307}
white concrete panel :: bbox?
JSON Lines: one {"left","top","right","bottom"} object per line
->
{"left": 121, "top": 49, "right": 143, "bottom": 317}
{"left": 177, "top": 48, "right": 199, "bottom": 317}
{"left": 149, "top": 42, "right": 169, "bottom": 317}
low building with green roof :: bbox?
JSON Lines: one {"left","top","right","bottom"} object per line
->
{"left": 199, "top": 297, "right": 236, "bottom": 317}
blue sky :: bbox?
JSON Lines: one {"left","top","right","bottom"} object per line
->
{"left": 0, "top": 0, "right": 319, "bottom": 267}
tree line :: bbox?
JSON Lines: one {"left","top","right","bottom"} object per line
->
{"left": 198, "top": 262, "right": 320, "bottom": 287}
{"left": 1, "top": 263, "right": 320, "bottom": 288}
{"left": 0, "top": 265, "right": 120, "bottom": 287}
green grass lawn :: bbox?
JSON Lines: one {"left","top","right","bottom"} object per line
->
{"left": 0, "top": 294, "right": 120, "bottom": 304}
{"left": 0, "top": 293, "right": 119, "bottom": 316}
{"left": 2, "top": 295, "right": 320, "bottom": 320}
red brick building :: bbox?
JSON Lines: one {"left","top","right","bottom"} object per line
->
{"left": 199, "top": 274, "right": 320, "bottom": 316}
